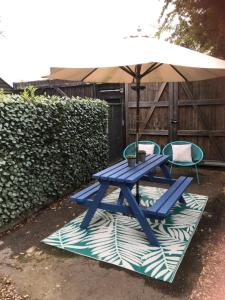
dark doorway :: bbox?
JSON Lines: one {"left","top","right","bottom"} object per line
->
{"left": 95, "top": 84, "right": 125, "bottom": 161}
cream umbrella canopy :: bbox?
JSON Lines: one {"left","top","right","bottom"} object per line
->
{"left": 48, "top": 30, "right": 225, "bottom": 83}
{"left": 46, "top": 29, "right": 225, "bottom": 200}
{"left": 47, "top": 29, "right": 225, "bottom": 134}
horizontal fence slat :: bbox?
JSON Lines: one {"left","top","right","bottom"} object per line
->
{"left": 178, "top": 99, "right": 225, "bottom": 106}
{"left": 128, "top": 99, "right": 225, "bottom": 108}
{"left": 128, "top": 101, "right": 168, "bottom": 108}
{"left": 129, "top": 129, "right": 168, "bottom": 136}
{"left": 177, "top": 130, "right": 225, "bottom": 136}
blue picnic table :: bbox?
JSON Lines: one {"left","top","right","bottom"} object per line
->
{"left": 70, "top": 154, "right": 193, "bottom": 246}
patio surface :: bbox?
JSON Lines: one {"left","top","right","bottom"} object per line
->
{"left": 0, "top": 167, "right": 225, "bottom": 300}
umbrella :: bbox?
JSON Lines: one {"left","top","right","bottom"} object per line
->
{"left": 46, "top": 28, "right": 225, "bottom": 200}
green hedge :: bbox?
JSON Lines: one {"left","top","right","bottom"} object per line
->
{"left": 0, "top": 94, "right": 109, "bottom": 226}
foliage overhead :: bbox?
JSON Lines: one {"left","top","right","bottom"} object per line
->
{"left": 157, "top": 0, "right": 225, "bottom": 59}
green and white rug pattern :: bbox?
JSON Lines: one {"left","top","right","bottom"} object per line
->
{"left": 42, "top": 186, "right": 208, "bottom": 283}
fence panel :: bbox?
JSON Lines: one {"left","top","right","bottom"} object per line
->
{"left": 126, "top": 77, "right": 225, "bottom": 164}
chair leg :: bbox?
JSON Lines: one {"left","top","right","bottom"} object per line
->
{"left": 195, "top": 164, "right": 200, "bottom": 184}
{"left": 169, "top": 164, "right": 173, "bottom": 174}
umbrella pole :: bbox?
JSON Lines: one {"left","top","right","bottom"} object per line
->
{"left": 135, "top": 71, "right": 141, "bottom": 204}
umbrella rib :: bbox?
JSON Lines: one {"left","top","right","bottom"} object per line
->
{"left": 127, "top": 65, "right": 136, "bottom": 75}
{"left": 140, "top": 62, "right": 161, "bottom": 79}
{"left": 81, "top": 68, "right": 98, "bottom": 81}
{"left": 170, "top": 65, "right": 188, "bottom": 81}
{"left": 120, "top": 66, "right": 136, "bottom": 77}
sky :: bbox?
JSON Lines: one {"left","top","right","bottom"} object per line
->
{"left": 0, "top": 0, "right": 164, "bottom": 85}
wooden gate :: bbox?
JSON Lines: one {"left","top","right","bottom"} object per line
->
{"left": 125, "top": 77, "right": 225, "bottom": 165}
{"left": 126, "top": 82, "right": 170, "bottom": 147}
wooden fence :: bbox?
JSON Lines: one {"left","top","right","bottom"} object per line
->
{"left": 14, "top": 77, "right": 225, "bottom": 165}
{"left": 125, "top": 77, "right": 225, "bottom": 165}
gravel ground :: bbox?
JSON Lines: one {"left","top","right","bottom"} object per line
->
{"left": 0, "top": 275, "right": 30, "bottom": 300}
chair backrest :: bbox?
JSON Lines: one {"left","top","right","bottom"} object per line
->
{"left": 123, "top": 140, "right": 161, "bottom": 159}
{"left": 162, "top": 141, "right": 204, "bottom": 163}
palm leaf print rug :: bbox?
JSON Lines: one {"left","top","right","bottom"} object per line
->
{"left": 42, "top": 186, "right": 208, "bottom": 283}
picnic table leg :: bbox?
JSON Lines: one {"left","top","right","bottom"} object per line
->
{"left": 117, "top": 191, "right": 124, "bottom": 205}
{"left": 117, "top": 183, "right": 135, "bottom": 205}
{"left": 160, "top": 163, "right": 172, "bottom": 180}
{"left": 178, "top": 196, "right": 186, "bottom": 204}
{"left": 80, "top": 181, "right": 109, "bottom": 229}
{"left": 121, "top": 185, "right": 159, "bottom": 246}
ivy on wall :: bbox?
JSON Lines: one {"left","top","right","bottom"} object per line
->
{"left": 0, "top": 94, "right": 108, "bottom": 226}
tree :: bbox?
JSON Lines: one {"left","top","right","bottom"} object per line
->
{"left": 157, "top": 0, "right": 225, "bottom": 59}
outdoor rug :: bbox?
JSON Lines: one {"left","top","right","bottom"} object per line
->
{"left": 42, "top": 186, "right": 208, "bottom": 283}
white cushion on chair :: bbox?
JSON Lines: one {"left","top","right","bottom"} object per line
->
{"left": 138, "top": 144, "right": 155, "bottom": 155}
{"left": 172, "top": 144, "right": 192, "bottom": 162}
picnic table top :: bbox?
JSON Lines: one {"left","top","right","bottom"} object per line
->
{"left": 93, "top": 154, "right": 169, "bottom": 184}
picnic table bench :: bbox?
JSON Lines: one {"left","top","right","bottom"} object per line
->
{"left": 70, "top": 154, "right": 193, "bottom": 246}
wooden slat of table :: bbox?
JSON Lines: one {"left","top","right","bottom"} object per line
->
{"left": 95, "top": 161, "right": 131, "bottom": 180}
{"left": 93, "top": 160, "right": 127, "bottom": 178}
{"left": 146, "top": 176, "right": 187, "bottom": 214}
{"left": 98, "top": 155, "right": 156, "bottom": 181}
{"left": 119, "top": 155, "right": 168, "bottom": 183}
{"left": 70, "top": 182, "right": 100, "bottom": 201}
{"left": 123, "top": 156, "right": 166, "bottom": 181}
{"left": 158, "top": 176, "right": 193, "bottom": 216}
{"left": 93, "top": 154, "right": 169, "bottom": 183}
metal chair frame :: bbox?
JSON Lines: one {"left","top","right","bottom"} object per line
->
{"left": 162, "top": 141, "right": 204, "bottom": 184}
